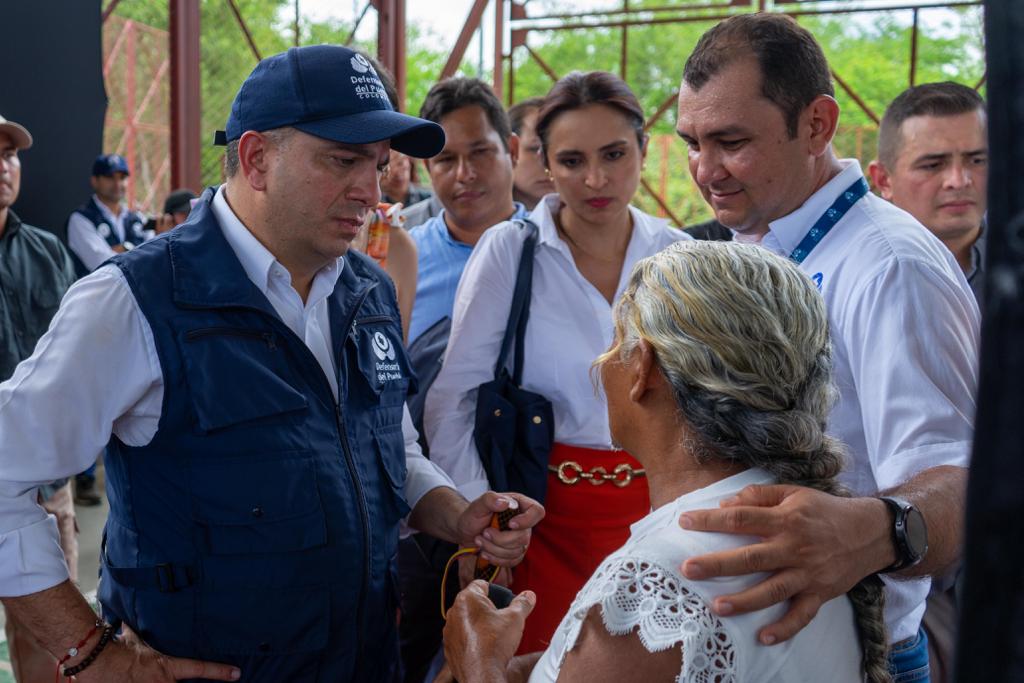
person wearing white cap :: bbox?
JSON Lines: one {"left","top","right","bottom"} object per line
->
{"left": 0, "top": 114, "right": 82, "bottom": 682}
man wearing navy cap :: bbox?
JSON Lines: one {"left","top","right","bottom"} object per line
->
{"left": 66, "top": 153, "right": 149, "bottom": 279}
{"left": 0, "top": 45, "right": 542, "bottom": 683}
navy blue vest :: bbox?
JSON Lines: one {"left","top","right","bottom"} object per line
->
{"left": 99, "top": 188, "right": 415, "bottom": 682}
{"left": 68, "top": 197, "right": 147, "bottom": 277}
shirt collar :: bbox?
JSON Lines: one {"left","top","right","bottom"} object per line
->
{"left": 765, "top": 159, "right": 866, "bottom": 257}
{"left": 211, "top": 185, "right": 344, "bottom": 299}
{"left": 437, "top": 201, "right": 528, "bottom": 247}
{"left": 531, "top": 193, "right": 672, "bottom": 250}
{"left": 91, "top": 194, "right": 129, "bottom": 223}
{"left": 968, "top": 220, "right": 986, "bottom": 281}
{"left": 1, "top": 209, "right": 21, "bottom": 240}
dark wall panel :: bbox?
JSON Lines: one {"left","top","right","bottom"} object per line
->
{"left": 956, "top": 1, "right": 1024, "bottom": 681}
{"left": 0, "top": 1, "right": 106, "bottom": 242}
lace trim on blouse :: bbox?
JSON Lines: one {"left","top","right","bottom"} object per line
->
{"left": 555, "top": 555, "right": 738, "bottom": 683}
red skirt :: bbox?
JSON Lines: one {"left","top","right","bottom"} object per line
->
{"left": 510, "top": 443, "right": 649, "bottom": 653}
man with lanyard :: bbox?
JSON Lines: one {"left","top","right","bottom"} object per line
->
{"left": 0, "top": 114, "right": 82, "bottom": 682}
{"left": 0, "top": 45, "right": 542, "bottom": 682}
{"left": 672, "top": 15, "right": 978, "bottom": 682}
{"left": 66, "top": 153, "right": 149, "bottom": 278}
{"left": 869, "top": 82, "right": 988, "bottom": 307}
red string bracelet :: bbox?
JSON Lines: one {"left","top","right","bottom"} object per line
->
{"left": 55, "top": 619, "right": 102, "bottom": 683}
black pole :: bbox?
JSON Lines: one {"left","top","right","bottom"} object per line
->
{"left": 955, "top": 2, "right": 1024, "bottom": 681}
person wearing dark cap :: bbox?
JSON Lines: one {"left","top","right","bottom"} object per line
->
{"left": 66, "top": 153, "right": 149, "bottom": 278}
{"left": 0, "top": 45, "right": 543, "bottom": 683}
{"left": 0, "top": 114, "right": 83, "bottom": 682}
{"left": 154, "top": 188, "right": 199, "bottom": 234}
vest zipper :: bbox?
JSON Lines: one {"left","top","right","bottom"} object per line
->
{"left": 184, "top": 327, "right": 277, "bottom": 349}
{"left": 331, "top": 285, "right": 376, "bottom": 668}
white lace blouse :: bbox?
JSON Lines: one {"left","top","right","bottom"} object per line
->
{"left": 528, "top": 469, "right": 864, "bottom": 683}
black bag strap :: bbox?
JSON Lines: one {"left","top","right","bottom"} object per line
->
{"left": 493, "top": 219, "right": 539, "bottom": 383}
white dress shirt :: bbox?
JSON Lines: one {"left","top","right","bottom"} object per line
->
{"left": 530, "top": 469, "right": 862, "bottom": 682}
{"left": 0, "top": 185, "right": 453, "bottom": 598}
{"left": 754, "top": 160, "right": 980, "bottom": 642}
{"left": 67, "top": 195, "right": 152, "bottom": 272}
{"left": 425, "top": 195, "right": 690, "bottom": 500}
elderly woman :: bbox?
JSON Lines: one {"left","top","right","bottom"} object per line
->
{"left": 440, "top": 241, "right": 890, "bottom": 682}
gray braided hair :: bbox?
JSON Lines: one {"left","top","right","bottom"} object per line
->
{"left": 598, "top": 240, "right": 891, "bottom": 683}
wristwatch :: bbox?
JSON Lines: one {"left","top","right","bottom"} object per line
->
{"left": 879, "top": 496, "right": 928, "bottom": 572}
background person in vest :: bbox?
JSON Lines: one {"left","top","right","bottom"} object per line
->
{"left": 0, "top": 45, "right": 542, "bottom": 683}
{"left": 0, "top": 114, "right": 81, "bottom": 683}
{"left": 672, "top": 16, "right": 978, "bottom": 682}
{"left": 507, "top": 97, "right": 555, "bottom": 211}
{"left": 66, "top": 153, "right": 149, "bottom": 277}
{"left": 426, "top": 71, "right": 690, "bottom": 653}
{"left": 869, "top": 82, "right": 988, "bottom": 306}
{"left": 406, "top": 77, "right": 526, "bottom": 346}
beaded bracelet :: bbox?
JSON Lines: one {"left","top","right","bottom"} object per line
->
{"left": 54, "top": 619, "right": 102, "bottom": 683}
{"left": 61, "top": 624, "right": 114, "bottom": 678}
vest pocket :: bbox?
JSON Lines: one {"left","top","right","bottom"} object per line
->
{"left": 190, "top": 450, "right": 327, "bottom": 555}
{"left": 180, "top": 327, "right": 309, "bottom": 433}
{"left": 374, "top": 425, "right": 412, "bottom": 521}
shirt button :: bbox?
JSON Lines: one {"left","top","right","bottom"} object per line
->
{"left": 251, "top": 506, "right": 264, "bottom": 518}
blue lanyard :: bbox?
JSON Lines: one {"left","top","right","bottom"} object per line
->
{"left": 788, "top": 177, "right": 870, "bottom": 265}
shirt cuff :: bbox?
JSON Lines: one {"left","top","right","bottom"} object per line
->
{"left": 0, "top": 515, "right": 71, "bottom": 598}
{"left": 875, "top": 441, "right": 971, "bottom": 491}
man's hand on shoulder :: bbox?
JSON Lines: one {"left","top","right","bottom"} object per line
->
{"left": 677, "top": 483, "right": 892, "bottom": 645}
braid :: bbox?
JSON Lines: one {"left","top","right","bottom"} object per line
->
{"left": 599, "top": 241, "right": 894, "bottom": 682}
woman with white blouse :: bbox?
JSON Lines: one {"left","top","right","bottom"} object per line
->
{"left": 424, "top": 71, "right": 690, "bottom": 651}
{"left": 439, "top": 241, "right": 891, "bottom": 683}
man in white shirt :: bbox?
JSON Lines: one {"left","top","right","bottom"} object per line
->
{"left": 868, "top": 82, "right": 988, "bottom": 305}
{"left": 673, "top": 15, "right": 978, "bottom": 681}
{"left": 0, "top": 45, "right": 542, "bottom": 682}
{"left": 66, "top": 153, "right": 150, "bottom": 277}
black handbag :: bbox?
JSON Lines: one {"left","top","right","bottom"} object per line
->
{"left": 472, "top": 219, "right": 555, "bottom": 504}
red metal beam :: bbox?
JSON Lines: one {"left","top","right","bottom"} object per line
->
{"left": 376, "top": 0, "right": 407, "bottom": 110}
{"left": 639, "top": 177, "right": 683, "bottom": 227}
{"left": 171, "top": 0, "right": 202, "bottom": 191}
{"left": 101, "top": 0, "right": 124, "bottom": 24}
{"left": 524, "top": 44, "right": 559, "bottom": 82}
{"left": 831, "top": 68, "right": 880, "bottom": 125}
{"left": 226, "top": 0, "right": 262, "bottom": 62}
{"left": 620, "top": 0, "right": 629, "bottom": 80}
{"left": 494, "top": 0, "right": 505, "bottom": 100}
{"left": 441, "top": 0, "right": 490, "bottom": 80}
{"left": 345, "top": 1, "right": 373, "bottom": 46}
{"left": 909, "top": 8, "right": 919, "bottom": 87}
{"left": 513, "top": 2, "right": 982, "bottom": 32}
{"left": 644, "top": 90, "right": 680, "bottom": 133}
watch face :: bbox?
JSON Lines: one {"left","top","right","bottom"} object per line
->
{"left": 905, "top": 507, "right": 929, "bottom": 559}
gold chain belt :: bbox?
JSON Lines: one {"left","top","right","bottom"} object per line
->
{"left": 548, "top": 460, "right": 646, "bottom": 487}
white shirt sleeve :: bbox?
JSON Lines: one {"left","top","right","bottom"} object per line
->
{"left": 0, "top": 266, "right": 162, "bottom": 597}
{"left": 424, "top": 225, "right": 520, "bottom": 500}
{"left": 402, "top": 403, "right": 455, "bottom": 511}
{"left": 67, "top": 212, "right": 118, "bottom": 272}
{"left": 841, "top": 258, "right": 979, "bottom": 489}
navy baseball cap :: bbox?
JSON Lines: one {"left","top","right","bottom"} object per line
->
{"left": 214, "top": 45, "right": 444, "bottom": 159}
{"left": 92, "top": 154, "right": 130, "bottom": 177}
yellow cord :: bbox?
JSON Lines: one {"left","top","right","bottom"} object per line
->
{"left": 440, "top": 547, "right": 500, "bottom": 620}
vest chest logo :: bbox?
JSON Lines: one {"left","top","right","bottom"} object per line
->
{"left": 371, "top": 331, "right": 403, "bottom": 382}
{"left": 97, "top": 222, "right": 111, "bottom": 238}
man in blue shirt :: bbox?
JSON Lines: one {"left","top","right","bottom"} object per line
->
{"left": 408, "top": 78, "right": 526, "bottom": 344}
